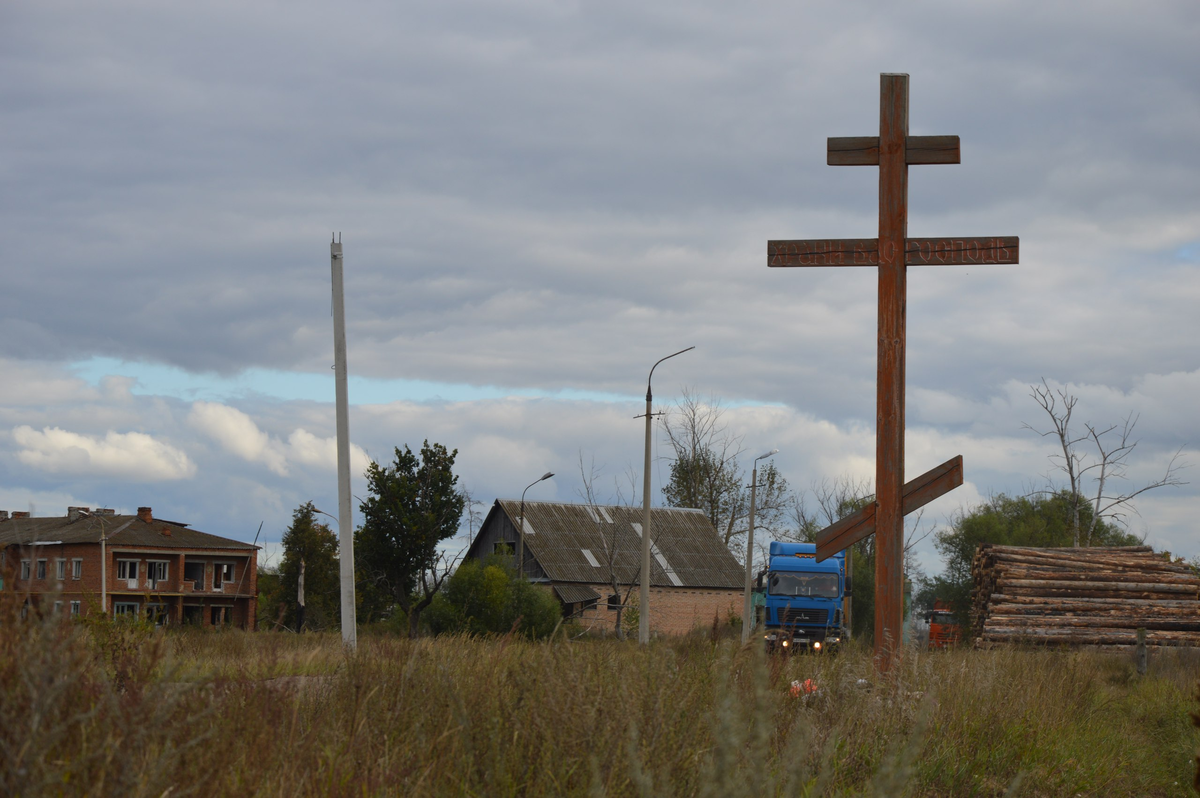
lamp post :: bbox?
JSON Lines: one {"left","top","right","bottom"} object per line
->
{"left": 639, "top": 346, "right": 694, "bottom": 645}
{"left": 77, "top": 510, "right": 134, "bottom": 617}
{"left": 518, "top": 472, "right": 554, "bottom": 577}
{"left": 743, "top": 448, "right": 778, "bottom": 644}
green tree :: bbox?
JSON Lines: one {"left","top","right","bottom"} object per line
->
{"left": 924, "top": 491, "right": 1140, "bottom": 629}
{"left": 356, "top": 441, "right": 466, "bottom": 638}
{"left": 278, "top": 502, "right": 340, "bottom": 631}
{"left": 255, "top": 564, "right": 284, "bottom": 630}
{"left": 425, "top": 556, "right": 561, "bottom": 639}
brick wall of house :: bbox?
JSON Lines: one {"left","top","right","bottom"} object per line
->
{"left": 3, "top": 543, "right": 257, "bottom": 629}
{"left": 569, "top": 582, "right": 741, "bottom": 636}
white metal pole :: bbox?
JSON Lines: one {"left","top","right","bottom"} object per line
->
{"left": 639, "top": 390, "right": 652, "bottom": 644}
{"left": 331, "top": 235, "right": 357, "bottom": 650}
{"left": 100, "top": 534, "right": 107, "bottom": 617}
{"left": 743, "top": 463, "right": 757, "bottom": 644}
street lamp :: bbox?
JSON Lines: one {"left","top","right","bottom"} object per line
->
{"left": 517, "top": 472, "right": 554, "bottom": 577}
{"left": 743, "top": 448, "right": 778, "bottom": 644}
{"left": 77, "top": 510, "right": 134, "bottom": 618}
{"left": 639, "top": 346, "right": 694, "bottom": 645}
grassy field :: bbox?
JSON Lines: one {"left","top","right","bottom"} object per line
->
{"left": 3, "top": 610, "right": 1198, "bottom": 797}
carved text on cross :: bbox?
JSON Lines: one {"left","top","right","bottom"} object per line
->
{"left": 767, "top": 73, "right": 1018, "bottom": 673}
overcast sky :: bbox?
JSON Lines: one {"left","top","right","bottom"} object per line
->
{"left": 2, "top": 1, "right": 1196, "bottom": 575}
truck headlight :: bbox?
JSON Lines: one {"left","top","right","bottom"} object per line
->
{"left": 781, "top": 640, "right": 789, "bottom": 648}
{"left": 813, "top": 641, "right": 822, "bottom": 650}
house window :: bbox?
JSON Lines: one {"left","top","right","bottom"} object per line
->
{"left": 72, "top": 559, "right": 82, "bottom": 579}
{"left": 117, "top": 560, "right": 139, "bottom": 585}
{"left": 608, "top": 593, "right": 620, "bottom": 611}
{"left": 213, "top": 563, "right": 234, "bottom": 590}
{"left": 56, "top": 559, "right": 66, "bottom": 581}
{"left": 113, "top": 602, "right": 139, "bottom": 617}
{"left": 53, "top": 601, "right": 63, "bottom": 614}
{"left": 36, "top": 560, "right": 47, "bottom": 580}
{"left": 184, "top": 561, "right": 205, "bottom": 591}
{"left": 70, "top": 601, "right": 81, "bottom": 616}
{"left": 21, "top": 560, "right": 30, "bottom": 580}
{"left": 493, "top": 541, "right": 515, "bottom": 555}
{"left": 147, "top": 561, "right": 168, "bottom": 588}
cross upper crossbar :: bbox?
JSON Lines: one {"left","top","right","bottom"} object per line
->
{"left": 828, "top": 135, "right": 960, "bottom": 166}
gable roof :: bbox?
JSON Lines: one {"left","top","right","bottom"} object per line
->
{"left": 476, "top": 500, "right": 743, "bottom": 589}
{"left": 0, "top": 513, "right": 258, "bottom": 552}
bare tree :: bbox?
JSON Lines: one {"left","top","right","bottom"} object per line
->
{"left": 1025, "top": 378, "right": 1188, "bottom": 546}
{"left": 577, "top": 452, "right": 639, "bottom": 639}
{"left": 660, "top": 389, "right": 747, "bottom": 548}
{"left": 460, "top": 486, "right": 485, "bottom": 547}
{"left": 785, "top": 474, "right": 931, "bottom": 556}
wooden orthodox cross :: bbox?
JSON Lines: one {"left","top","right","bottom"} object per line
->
{"left": 768, "top": 74, "right": 1018, "bottom": 674}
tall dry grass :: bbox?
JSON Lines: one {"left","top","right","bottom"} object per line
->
{"left": 2, "top": 600, "right": 1197, "bottom": 797}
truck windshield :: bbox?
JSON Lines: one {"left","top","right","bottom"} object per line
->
{"left": 768, "top": 572, "right": 839, "bottom": 598}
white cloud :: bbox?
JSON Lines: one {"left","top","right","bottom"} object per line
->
{"left": 12, "top": 425, "right": 195, "bottom": 481}
{"left": 189, "top": 401, "right": 371, "bottom": 478}
{"left": 189, "top": 401, "right": 289, "bottom": 476}
{"left": 287, "top": 428, "right": 371, "bottom": 477}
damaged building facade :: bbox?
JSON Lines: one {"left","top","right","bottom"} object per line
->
{"left": 0, "top": 506, "right": 259, "bottom": 629}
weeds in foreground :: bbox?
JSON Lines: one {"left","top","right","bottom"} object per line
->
{"left": 2, "top": 604, "right": 1197, "bottom": 797}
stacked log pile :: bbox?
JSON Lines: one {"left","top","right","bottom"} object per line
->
{"left": 971, "top": 544, "right": 1200, "bottom": 647}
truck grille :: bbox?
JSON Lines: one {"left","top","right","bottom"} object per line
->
{"left": 780, "top": 608, "right": 828, "bottom": 627}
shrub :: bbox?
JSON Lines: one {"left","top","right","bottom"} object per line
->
{"left": 426, "top": 556, "right": 561, "bottom": 639}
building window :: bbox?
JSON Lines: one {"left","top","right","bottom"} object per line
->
{"left": 117, "top": 560, "right": 139, "bottom": 586}
{"left": 72, "top": 559, "right": 82, "bottom": 579}
{"left": 147, "top": 561, "right": 168, "bottom": 588}
{"left": 56, "top": 559, "right": 66, "bottom": 581}
{"left": 36, "top": 560, "right": 47, "bottom": 580}
{"left": 184, "top": 561, "right": 205, "bottom": 591}
{"left": 53, "top": 601, "right": 63, "bottom": 614}
{"left": 608, "top": 593, "right": 620, "bottom": 611}
{"left": 70, "top": 601, "right": 81, "bottom": 616}
{"left": 21, "top": 560, "right": 30, "bottom": 580}
{"left": 113, "top": 602, "right": 138, "bottom": 617}
{"left": 213, "top": 563, "right": 234, "bottom": 591}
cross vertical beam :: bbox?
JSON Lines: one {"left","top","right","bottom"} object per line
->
{"left": 875, "top": 74, "right": 907, "bottom": 669}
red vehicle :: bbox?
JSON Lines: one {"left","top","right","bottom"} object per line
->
{"left": 927, "top": 600, "right": 962, "bottom": 648}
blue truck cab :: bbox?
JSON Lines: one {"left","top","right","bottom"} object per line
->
{"left": 761, "top": 541, "right": 849, "bottom": 653}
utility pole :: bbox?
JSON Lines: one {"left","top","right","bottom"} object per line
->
{"left": 638, "top": 346, "right": 694, "bottom": 645}
{"left": 331, "top": 234, "right": 357, "bottom": 650}
{"left": 743, "top": 449, "right": 777, "bottom": 644}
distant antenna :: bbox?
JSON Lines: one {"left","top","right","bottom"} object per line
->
{"left": 330, "top": 235, "right": 356, "bottom": 650}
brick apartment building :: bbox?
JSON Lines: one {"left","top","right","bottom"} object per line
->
{"left": 465, "top": 500, "right": 744, "bottom": 635}
{"left": 0, "top": 506, "right": 259, "bottom": 629}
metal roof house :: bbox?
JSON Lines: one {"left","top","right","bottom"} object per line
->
{"left": 0, "top": 506, "right": 259, "bottom": 629}
{"left": 464, "top": 500, "right": 745, "bottom": 635}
